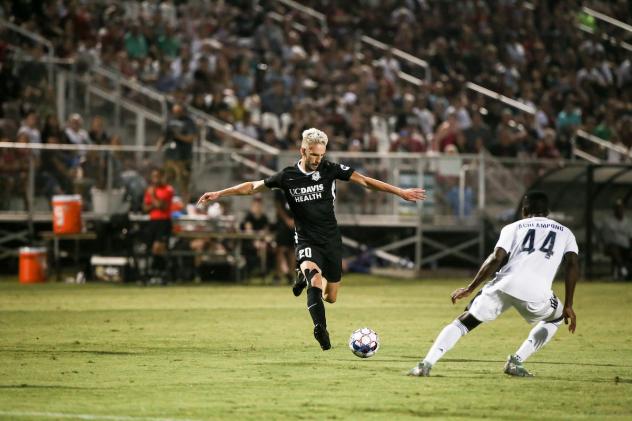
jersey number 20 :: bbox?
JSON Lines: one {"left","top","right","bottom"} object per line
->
{"left": 521, "top": 229, "right": 556, "bottom": 259}
{"left": 298, "top": 247, "right": 312, "bottom": 260}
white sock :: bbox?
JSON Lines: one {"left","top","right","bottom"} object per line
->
{"left": 423, "top": 319, "right": 469, "bottom": 366}
{"left": 515, "top": 320, "right": 560, "bottom": 362}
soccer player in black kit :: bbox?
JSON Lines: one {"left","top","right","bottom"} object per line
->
{"left": 198, "top": 128, "right": 425, "bottom": 350}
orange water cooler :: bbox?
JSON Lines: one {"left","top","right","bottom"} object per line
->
{"left": 19, "top": 247, "right": 48, "bottom": 283}
{"left": 52, "top": 194, "right": 83, "bottom": 234}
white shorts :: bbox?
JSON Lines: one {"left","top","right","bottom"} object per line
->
{"left": 468, "top": 283, "right": 563, "bottom": 324}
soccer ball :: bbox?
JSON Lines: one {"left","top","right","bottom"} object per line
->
{"left": 348, "top": 327, "right": 379, "bottom": 358}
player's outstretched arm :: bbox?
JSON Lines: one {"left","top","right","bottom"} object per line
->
{"left": 451, "top": 247, "right": 507, "bottom": 304}
{"left": 349, "top": 172, "right": 425, "bottom": 201}
{"left": 562, "top": 252, "right": 579, "bottom": 333}
{"left": 197, "top": 180, "right": 268, "bottom": 206}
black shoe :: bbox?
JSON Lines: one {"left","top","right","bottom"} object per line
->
{"left": 313, "top": 324, "right": 331, "bottom": 350}
{"left": 292, "top": 270, "right": 307, "bottom": 297}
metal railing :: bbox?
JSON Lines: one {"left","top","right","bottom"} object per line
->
{"left": 1, "top": 142, "right": 597, "bottom": 269}
{"left": 582, "top": 6, "right": 632, "bottom": 34}
{"left": 0, "top": 18, "right": 55, "bottom": 85}
{"left": 574, "top": 6, "right": 632, "bottom": 52}
{"left": 272, "top": 0, "right": 432, "bottom": 82}
{"left": 271, "top": 0, "right": 548, "bottom": 117}
{"left": 575, "top": 130, "right": 632, "bottom": 161}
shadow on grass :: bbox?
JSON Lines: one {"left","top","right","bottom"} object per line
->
{"left": 0, "top": 384, "right": 102, "bottom": 389}
{"left": 440, "top": 357, "right": 632, "bottom": 368}
{"left": 0, "top": 348, "right": 139, "bottom": 355}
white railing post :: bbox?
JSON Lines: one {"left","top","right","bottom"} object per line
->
{"left": 27, "top": 152, "right": 36, "bottom": 235}
{"left": 135, "top": 113, "right": 146, "bottom": 162}
{"left": 478, "top": 152, "right": 486, "bottom": 211}
{"left": 415, "top": 157, "right": 424, "bottom": 271}
{"left": 459, "top": 164, "right": 467, "bottom": 219}
{"left": 56, "top": 71, "right": 66, "bottom": 123}
{"left": 114, "top": 74, "right": 122, "bottom": 137}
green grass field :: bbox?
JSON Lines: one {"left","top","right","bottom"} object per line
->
{"left": 1, "top": 276, "right": 631, "bottom": 420}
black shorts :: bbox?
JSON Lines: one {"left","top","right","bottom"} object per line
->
{"left": 146, "top": 219, "right": 172, "bottom": 245}
{"left": 295, "top": 238, "right": 343, "bottom": 283}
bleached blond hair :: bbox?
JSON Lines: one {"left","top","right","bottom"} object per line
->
{"left": 301, "top": 128, "right": 328, "bottom": 148}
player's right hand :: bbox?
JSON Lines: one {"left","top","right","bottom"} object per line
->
{"left": 450, "top": 287, "right": 472, "bottom": 304}
{"left": 197, "top": 191, "right": 220, "bottom": 206}
{"left": 563, "top": 305, "right": 576, "bottom": 333}
{"left": 400, "top": 188, "right": 426, "bottom": 202}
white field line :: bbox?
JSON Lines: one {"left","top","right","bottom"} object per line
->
{"left": 0, "top": 410, "right": 203, "bottom": 421}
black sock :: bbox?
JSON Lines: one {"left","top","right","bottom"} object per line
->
{"left": 307, "top": 286, "right": 326, "bottom": 328}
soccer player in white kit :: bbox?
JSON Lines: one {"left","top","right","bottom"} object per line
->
{"left": 409, "top": 191, "right": 579, "bottom": 377}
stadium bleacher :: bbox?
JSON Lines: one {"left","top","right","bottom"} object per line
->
{"left": 2, "top": 1, "right": 629, "bottom": 161}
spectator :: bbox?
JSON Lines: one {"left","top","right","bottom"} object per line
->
{"left": 261, "top": 79, "right": 293, "bottom": 139}
{"left": 395, "top": 93, "right": 423, "bottom": 133}
{"left": 556, "top": 95, "right": 582, "bottom": 137}
{"left": 88, "top": 115, "right": 109, "bottom": 145}
{"left": 273, "top": 189, "right": 295, "bottom": 285}
{"left": 232, "top": 57, "right": 255, "bottom": 99}
{"left": 41, "top": 114, "right": 61, "bottom": 144}
{"left": 433, "top": 113, "right": 463, "bottom": 153}
{"left": 156, "top": 25, "right": 180, "bottom": 58}
{"left": 17, "top": 110, "right": 41, "bottom": 144}
{"left": 378, "top": 48, "right": 400, "bottom": 82}
{"left": 253, "top": 13, "right": 285, "bottom": 57}
{"left": 463, "top": 111, "right": 492, "bottom": 153}
{"left": 1, "top": 131, "right": 31, "bottom": 209}
{"left": 535, "top": 129, "right": 561, "bottom": 160}
{"left": 124, "top": 23, "right": 148, "bottom": 60}
{"left": 490, "top": 126, "right": 518, "bottom": 157}
{"left": 39, "top": 133, "right": 74, "bottom": 198}
{"left": 235, "top": 111, "right": 259, "bottom": 140}
{"left": 161, "top": 103, "right": 197, "bottom": 203}
{"left": 390, "top": 128, "right": 426, "bottom": 153}
{"left": 64, "top": 113, "right": 90, "bottom": 147}
{"left": 600, "top": 200, "right": 632, "bottom": 280}
{"left": 240, "top": 196, "right": 271, "bottom": 278}
{"left": 155, "top": 59, "right": 178, "bottom": 93}
{"left": 143, "top": 167, "right": 174, "bottom": 284}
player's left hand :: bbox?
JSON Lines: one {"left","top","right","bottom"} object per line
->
{"left": 563, "top": 305, "right": 576, "bottom": 333}
{"left": 450, "top": 287, "right": 472, "bottom": 304}
{"left": 400, "top": 188, "right": 426, "bottom": 202}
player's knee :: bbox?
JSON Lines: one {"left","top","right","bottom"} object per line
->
{"left": 304, "top": 268, "right": 322, "bottom": 288}
{"left": 323, "top": 293, "right": 336, "bottom": 303}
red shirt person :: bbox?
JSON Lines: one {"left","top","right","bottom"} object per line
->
{"left": 142, "top": 168, "right": 174, "bottom": 282}
{"left": 144, "top": 168, "right": 174, "bottom": 220}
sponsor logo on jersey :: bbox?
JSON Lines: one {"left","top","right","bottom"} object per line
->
{"left": 289, "top": 184, "right": 324, "bottom": 203}
{"left": 312, "top": 171, "right": 321, "bottom": 181}
{"left": 340, "top": 164, "right": 350, "bottom": 171}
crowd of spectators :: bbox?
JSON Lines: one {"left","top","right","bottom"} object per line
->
{"left": 1, "top": 0, "right": 629, "bottom": 166}
{"left": 0, "top": 103, "right": 142, "bottom": 210}
{"left": 300, "top": 0, "right": 631, "bottom": 160}
{"left": 0, "top": 0, "right": 630, "bottom": 187}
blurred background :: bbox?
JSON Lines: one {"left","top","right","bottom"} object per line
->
{"left": 0, "top": 0, "right": 631, "bottom": 283}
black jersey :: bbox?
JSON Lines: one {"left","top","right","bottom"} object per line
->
{"left": 264, "top": 159, "right": 355, "bottom": 244}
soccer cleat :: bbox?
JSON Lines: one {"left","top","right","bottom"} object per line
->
{"left": 503, "top": 355, "right": 534, "bottom": 377}
{"left": 292, "top": 269, "right": 307, "bottom": 297}
{"left": 407, "top": 360, "right": 432, "bottom": 377}
{"left": 313, "top": 324, "right": 331, "bottom": 350}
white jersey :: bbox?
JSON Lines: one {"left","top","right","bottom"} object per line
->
{"left": 490, "top": 216, "right": 579, "bottom": 302}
